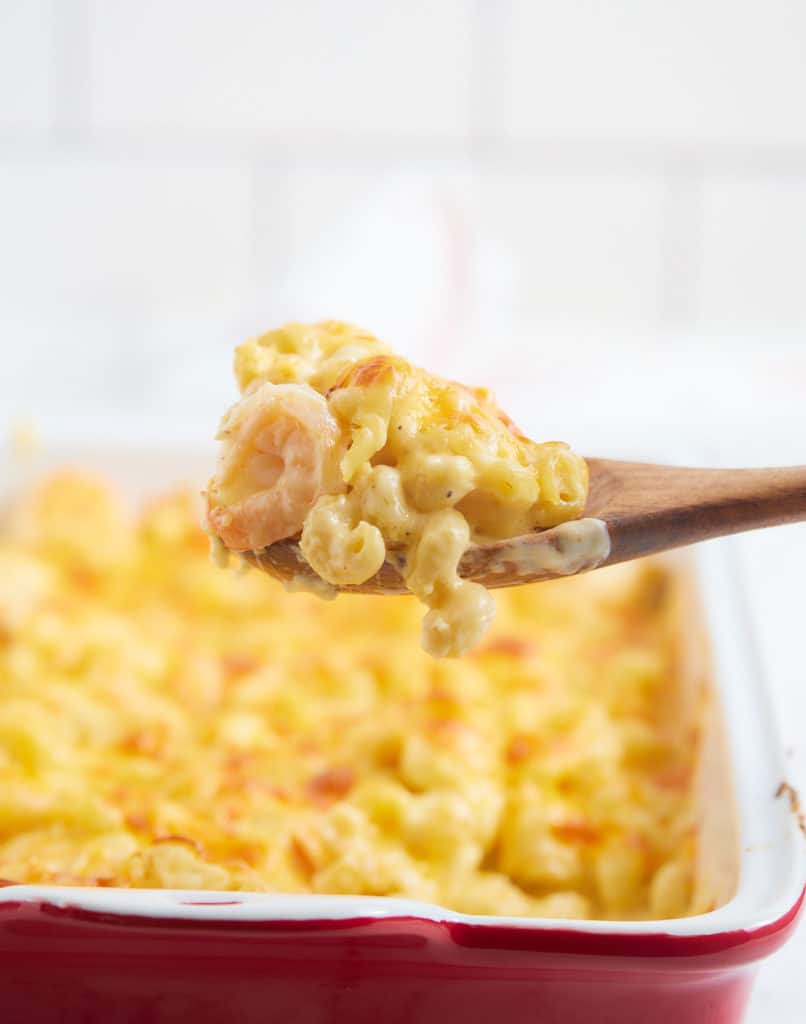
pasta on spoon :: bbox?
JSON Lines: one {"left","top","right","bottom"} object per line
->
{"left": 207, "top": 321, "right": 590, "bottom": 656}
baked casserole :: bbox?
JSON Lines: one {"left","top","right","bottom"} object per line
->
{"left": 0, "top": 471, "right": 704, "bottom": 919}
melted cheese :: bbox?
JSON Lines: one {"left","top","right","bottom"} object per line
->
{"left": 0, "top": 472, "right": 698, "bottom": 920}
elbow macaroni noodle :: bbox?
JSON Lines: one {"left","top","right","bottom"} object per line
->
{"left": 206, "top": 322, "right": 590, "bottom": 656}
{"left": 0, "top": 472, "right": 699, "bottom": 919}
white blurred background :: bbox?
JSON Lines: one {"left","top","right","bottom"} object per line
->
{"left": 1, "top": 3, "right": 804, "bottom": 1015}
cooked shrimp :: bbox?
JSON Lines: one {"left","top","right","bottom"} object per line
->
{"left": 207, "top": 382, "right": 344, "bottom": 552}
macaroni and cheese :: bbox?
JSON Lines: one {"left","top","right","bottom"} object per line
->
{"left": 206, "top": 322, "right": 590, "bottom": 657}
{"left": 0, "top": 472, "right": 699, "bottom": 919}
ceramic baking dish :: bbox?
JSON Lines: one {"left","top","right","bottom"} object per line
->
{"left": 0, "top": 443, "right": 803, "bottom": 1024}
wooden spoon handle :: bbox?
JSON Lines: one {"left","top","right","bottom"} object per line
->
{"left": 587, "top": 461, "right": 806, "bottom": 566}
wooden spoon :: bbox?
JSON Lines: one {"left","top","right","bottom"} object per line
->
{"left": 242, "top": 460, "right": 806, "bottom": 594}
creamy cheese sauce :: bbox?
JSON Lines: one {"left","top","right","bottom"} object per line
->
{"left": 478, "top": 518, "right": 611, "bottom": 582}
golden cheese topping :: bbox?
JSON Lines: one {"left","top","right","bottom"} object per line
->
{"left": 207, "top": 322, "right": 590, "bottom": 656}
{"left": 0, "top": 472, "right": 698, "bottom": 919}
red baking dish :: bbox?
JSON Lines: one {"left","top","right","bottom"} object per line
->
{"left": 1, "top": 446, "right": 804, "bottom": 1023}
